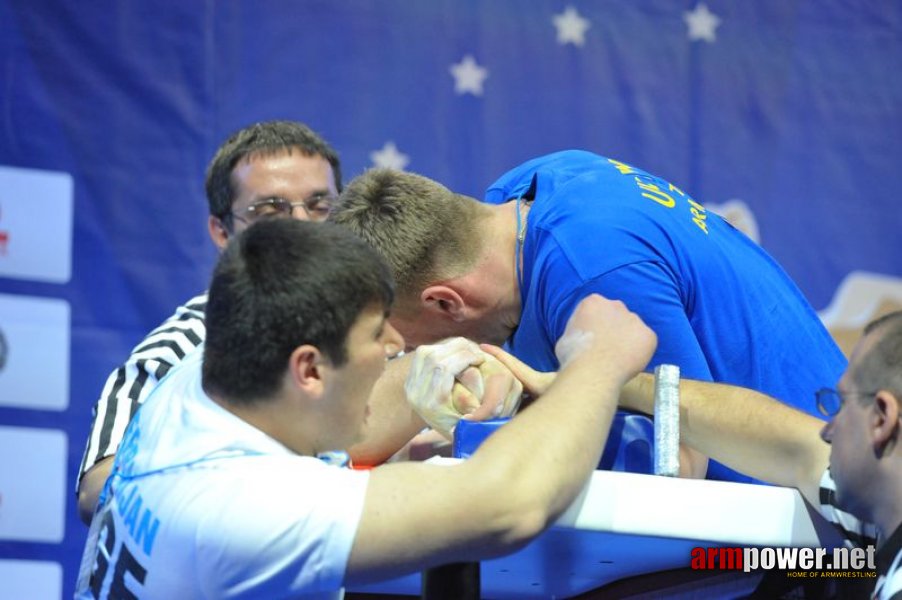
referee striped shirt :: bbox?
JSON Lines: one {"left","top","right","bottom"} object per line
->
{"left": 819, "top": 468, "right": 902, "bottom": 599}
{"left": 76, "top": 293, "right": 208, "bottom": 493}
{"left": 819, "top": 468, "right": 879, "bottom": 549}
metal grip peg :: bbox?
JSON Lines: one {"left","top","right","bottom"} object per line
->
{"left": 653, "top": 364, "right": 680, "bottom": 477}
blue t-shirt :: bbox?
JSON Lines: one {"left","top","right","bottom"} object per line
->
{"left": 484, "top": 150, "right": 846, "bottom": 481}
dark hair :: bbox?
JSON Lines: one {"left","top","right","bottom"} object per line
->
{"left": 205, "top": 120, "right": 342, "bottom": 219}
{"left": 329, "top": 168, "right": 485, "bottom": 307}
{"left": 853, "top": 310, "right": 902, "bottom": 397}
{"left": 202, "top": 219, "right": 394, "bottom": 404}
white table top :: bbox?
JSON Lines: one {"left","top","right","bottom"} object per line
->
{"left": 351, "top": 462, "right": 842, "bottom": 599}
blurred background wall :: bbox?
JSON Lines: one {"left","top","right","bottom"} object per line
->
{"left": 0, "top": 2, "right": 900, "bottom": 597}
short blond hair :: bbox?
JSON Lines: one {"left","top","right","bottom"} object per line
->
{"left": 329, "top": 169, "right": 487, "bottom": 305}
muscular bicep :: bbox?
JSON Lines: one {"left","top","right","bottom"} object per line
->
{"left": 554, "top": 262, "right": 713, "bottom": 381}
{"left": 345, "top": 461, "right": 519, "bottom": 586}
{"left": 348, "top": 354, "right": 426, "bottom": 466}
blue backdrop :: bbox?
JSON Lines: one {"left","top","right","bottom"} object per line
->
{"left": 1, "top": 2, "right": 900, "bottom": 598}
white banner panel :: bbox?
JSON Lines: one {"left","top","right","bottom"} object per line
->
{"left": 0, "top": 294, "right": 70, "bottom": 410}
{"left": 0, "top": 559, "right": 63, "bottom": 600}
{"left": 0, "top": 166, "right": 73, "bottom": 284}
{"left": 0, "top": 427, "right": 67, "bottom": 543}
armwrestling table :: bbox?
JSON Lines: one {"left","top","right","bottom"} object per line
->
{"left": 349, "top": 413, "right": 839, "bottom": 599}
{"left": 348, "top": 459, "right": 841, "bottom": 599}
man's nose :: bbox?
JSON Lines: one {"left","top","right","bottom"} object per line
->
{"left": 383, "top": 323, "right": 405, "bottom": 358}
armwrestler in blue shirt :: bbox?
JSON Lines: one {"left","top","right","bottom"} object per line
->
{"left": 331, "top": 150, "right": 847, "bottom": 482}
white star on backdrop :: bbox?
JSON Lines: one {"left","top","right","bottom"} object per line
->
{"left": 552, "top": 6, "right": 591, "bottom": 47}
{"left": 449, "top": 55, "right": 489, "bottom": 96}
{"left": 370, "top": 141, "right": 410, "bottom": 170}
{"left": 684, "top": 3, "right": 721, "bottom": 43}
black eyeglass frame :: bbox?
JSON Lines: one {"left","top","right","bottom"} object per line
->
{"left": 815, "top": 387, "right": 879, "bottom": 417}
{"left": 229, "top": 194, "right": 336, "bottom": 225}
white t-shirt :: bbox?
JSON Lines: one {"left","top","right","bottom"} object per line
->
{"left": 77, "top": 348, "right": 369, "bottom": 599}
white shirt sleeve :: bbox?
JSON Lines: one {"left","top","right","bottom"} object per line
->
{"left": 193, "top": 455, "right": 369, "bottom": 598}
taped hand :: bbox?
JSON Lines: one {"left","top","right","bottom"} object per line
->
{"left": 405, "top": 337, "right": 523, "bottom": 440}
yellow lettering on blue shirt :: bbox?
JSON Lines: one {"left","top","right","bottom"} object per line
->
{"left": 687, "top": 198, "right": 709, "bottom": 234}
{"left": 637, "top": 180, "right": 676, "bottom": 208}
{"left": 609, "top": 158, "right": 709, "bottom": 236}
{"left": 668, "top": 183, "right": 686, "bottom": 197}
{"left": 608, "top": 158, "right": 636, "bottom": 175}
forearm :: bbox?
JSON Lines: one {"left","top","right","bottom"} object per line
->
{"left": 620, "top": 374, "right": 828, "bottom": 502}
{"left": 355, "top": 359, "right": 628, "bottom": 578}
{"left": 467, "top": 356, "right": 628, "bottom": 526}
{"left": 346, "top": 295, "right": 655, "bottom": 583}
{"left": 679, "top": 445, "right": 708, "bottom": 479}
{"left": 349, "top": 369, "right": 629, "bottom": 585}
{"left": 348, "top": 354, "right": 427, "bottom": 466}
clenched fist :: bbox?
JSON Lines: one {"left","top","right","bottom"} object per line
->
{"left": 405, "top": 337, "right": 523, "bottom": 439}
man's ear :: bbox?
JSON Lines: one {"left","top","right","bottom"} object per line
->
{"left": 420, "top": 285, "right": 466, "bottom": 321}
{"left": 871, "top": 390, "right": 900, "bottom": 456}
{"left": 208, "top": 215, "right": 231, "bottom": 250}
{"left": 288, "top": 345, "right": 326, "bottom": 398}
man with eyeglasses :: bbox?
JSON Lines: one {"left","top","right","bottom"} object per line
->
{"left": 76, "top": 219, "right": 658, "bottom": 599}
{"left": 76, "top": 120, "right": 342, "bottom": 522}
{"left": 484, "top": 310, "right": 902, "bottom": 599}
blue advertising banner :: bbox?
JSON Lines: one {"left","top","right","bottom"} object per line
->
{"left": 1, "top": 2, "right": 900, "bottom": 597}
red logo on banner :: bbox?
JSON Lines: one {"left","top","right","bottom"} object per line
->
{"left": 0, "top": 203, "right": 8, "bottom": 255}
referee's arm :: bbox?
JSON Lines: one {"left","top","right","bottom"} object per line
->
{"left": 77, "top": 295, "right": 207, "bottom": 523}
{"left": 78, "top": 457, "right": 113, "bottom": 523}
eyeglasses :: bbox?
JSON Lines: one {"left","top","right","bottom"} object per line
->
{"left": 815, "top": 387, "right": 878, "bottom": 417}
{"left": 230, "top": 194, "right": 336, "bottom": 225}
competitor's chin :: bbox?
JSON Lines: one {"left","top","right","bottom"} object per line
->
{"left": 348, "top": 404, "right": 372, "bottom": 446}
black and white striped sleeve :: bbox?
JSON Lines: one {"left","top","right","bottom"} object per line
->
{"left": 76, "top": 293, "right": 208, "bottom": 492}
{"left": 817, "top": 467, "right": 879, "bottom": 549}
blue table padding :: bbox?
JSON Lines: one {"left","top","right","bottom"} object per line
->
{"left": 453, "top": 410, "right": 654, "bottom": 473}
